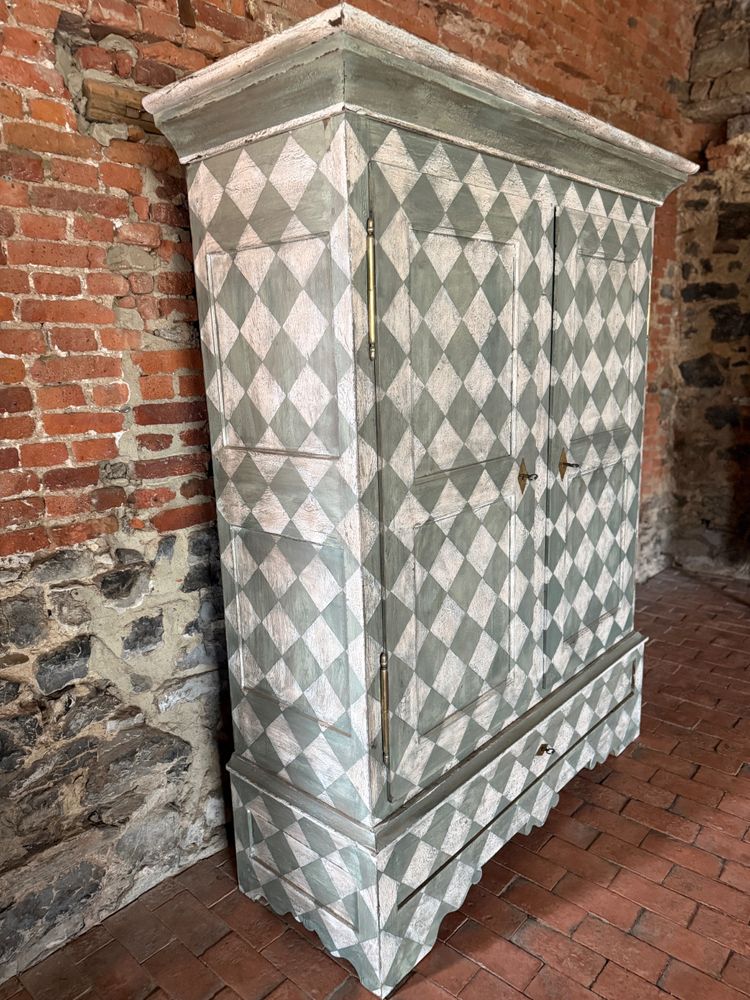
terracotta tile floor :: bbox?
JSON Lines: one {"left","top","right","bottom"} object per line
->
{"left": 5, "top": 568, "right": 750, "bottom": 1000}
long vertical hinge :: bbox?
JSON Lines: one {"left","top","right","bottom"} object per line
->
{"left": 366, "top": 215, "right": 377, "bottom": 361}
{"left": 379, "top": 650, "right": 390, "bottom": 766}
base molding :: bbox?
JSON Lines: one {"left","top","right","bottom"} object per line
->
{"left": 231, "top": 640, "right": 643, "bottom": 996}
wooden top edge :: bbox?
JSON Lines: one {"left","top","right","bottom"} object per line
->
{"left": 142, "top": 2, "right": 698, "bottom": 182}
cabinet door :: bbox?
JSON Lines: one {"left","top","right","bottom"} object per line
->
{"left": 545, "top": 208, "right": 651, "bottom": 687}
{"left": 370, "top": 161, "right": 552, "bottom": 797}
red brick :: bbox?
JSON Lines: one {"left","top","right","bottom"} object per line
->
{"left": 21, "top": 298, "right": 114, "bottom": 325}
{"left": 134, "top": 348, "right": 203, "bottom": 374}
{"left": 639, "top": 831, "right": 722, "bottom": 878}
{"left": 174, "top": 856, "right": 235, "bottom": 906}
{"left": 678, "top": 800, "right": 749, "bottom": 840}
{"left": 663, "top": 866, "right": 750, "bottom": 921}
{"left": 134, "top": 453, "right": 209, "bottom": 479}
{"left": 100, "top": 161, "right": 143, "bottom": 194}
{"left": 141, "top": 375, "right": 174, "bottom": 400}
{"left": 43, "top": 466, "right": 99, "bottom": 490}
{"left": 70, "top": 437, "right": 117, "bottom": 463}
{"left": 5, "top": 123, "right": 97, "bottom": 159}
{"left": 0, "top": 415, "right": 34, "bottom": 439}
{"left": 0, "top": 359, "right": 25, "bottom": 383}
{"left": 0, "top": 150, "right": 43, "bottom": 182}
{"left": 0, "top": 329, "right": 46, "bottom": 356}
{"left": 136, "top": 433, "right": 173, "bottom": 453}
{"left": 572, "top": 915, "right": 667, "bottom": 984}
{"left": 36, "top": 384, "right": 86, "bottom": 409}
{"left": 571, "top": 804, "right": 648, "bottom": 846}
{"left": 449, "top": 920, "right": 541, "bottom": 991}
{"left": 0, "top": 179, "right": 29, "bottom": 208}
{"left": 649, "top": 769, "right": 724, "bottom": 807}
{"left": 415, "top": 941, "right": 479, "bottom": 995}
{"left": 589, "top": 833, "right": 672, "bottom": 882}
{"left": 20, "top": 441, "right": 67, "bottom": 467}
{"left": 722, "top": 953, "right": 750, "bottom": 993}
{"left": 19, "top": 949, "right": 89, "bottom": 1000}
{"left": 503, "top": 878, "right": 586, "bottom": 934}
{"left": 178, "top": 373, "right": 205, "bottom": 398}
{"left": 86, "top": 273, "right": 130, "bottom": 296}
{"left": 48, "top": 515, "right": 118, "bottom": 547}
{"left": 494, "top": 843, "right": 565, "bottom": 890}
{"left": 48, "top": 158, "right": 99, "bottom": 188}
{"left": 460, "top": 886, "right": 525, "bottom": 937}
{"left": 134, "top": 401, "right": 207, "bottom": 426}
{"left": 117, "top": 221, "right": 161, "bottom": 247}
{"left": 695, "top": 821, "right": 750, "bottom": 867}
{"left": 524, "top": 966, "right": 599, "bottom": 1000}
{"left": 539, "top": 837, "right": 618, "bottom": 887}
{"left": 0, "top": 55, "right": 63, "bottom": 97}
{"left": 0, "top": 497, "right": 44, "bottom": 529}
{"left": 610, "top": 869, "right": 696, "bottom": 924}
{"left": 20, "top": 213, "right": 66, "bottom": 240}
{"left": 0, "top": 268, "right": 28, "bottom": 293}
{"left": 690, "top": 905, "right": 750, "bottom": 957}
{"left": 103, "top": 900, "right": 174, "bottom": 963}
{"left": 0, "top": 525, "right": 48, "bottom": 556}
{"left": 632, "top": 910, "right": 729, "bottom": 976}
{"left": 49, "top": 328, "right": 99, "bottom": 353}
{"left": 512, "top": 919, "right": 604, "bottom": 987}
{"left": 93, "top": 383, "right": 129, "bottom": 407}
{"left": 262, "top": 929, "right": 351, "bottom": 999}
{"left": 32, "top": 273, "right": 81, "bottom": 296}
{"left": 31, "top": 356, "right": 122, "bottom": 383}
{"left": 153, "top": 890, "right": 229, "bottom": 956}
{"left": 145, "top": 941, "right": 223, "bottom": 1000}
{"left": 592, "top": 962, "right": 675, "bottom": 1000}
{"left": 659, "top": 959, "right": 747, "bottom": 1000}
{"left": 0, "top": 386, "right": 33, "bottom": 414}
{"left": 29, "top": 97, "right": 75, "bottom": 127}
{"left": 7, "top": 241, "right": 95, "bottom": 268}
{"left": 0, "top": 448, "right": 19, "bottom": 471}
{"left": 456, "top": 968, "right": 525, "bottom": 1000}
{"left": 0, "top": 469, "right": 39, "bottom": 498}
{"left": 74, "top": 216, "right": 115, "bottom": 242}
{"left": 43, "top": 412, "right": 124, "bottom": 436}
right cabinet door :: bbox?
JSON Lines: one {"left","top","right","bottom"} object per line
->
{"left": 545, "top": 207, "right": 652, "bottom": 688}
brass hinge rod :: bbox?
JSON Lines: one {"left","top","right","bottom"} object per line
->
{"left": 367, "top": 215, "right": 377, "bottom": 361}
{"left": 379, "top": 650, "right": 390, "bottom": 766}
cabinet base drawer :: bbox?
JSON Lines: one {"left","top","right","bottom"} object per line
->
{"left": 231, "top": 638, "right": 643, "bottom": 997}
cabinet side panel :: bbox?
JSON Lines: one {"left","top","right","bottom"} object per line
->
{"left": 186, "top": 116, "right": 371, "bottom": 821}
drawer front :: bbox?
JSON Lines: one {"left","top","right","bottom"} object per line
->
{"left": 381, "top": 644, "right": 642, "bottom": 910}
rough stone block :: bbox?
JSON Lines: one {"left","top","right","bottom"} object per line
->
{"left": 691, "top": 34, "right": 748, "bottom": 80}
{"left": 35, "top": 636, "right": 92, "bottom": 694}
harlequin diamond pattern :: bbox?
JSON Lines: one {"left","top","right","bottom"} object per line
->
{"left": 185, "top": 107, "right": 654, "bottom": 999}
{"left": 545, "top": 207, "right": 651, "bottom": 686}
{"left": 366, "top": 148, "right": 552, "bottom": 797}
{"left": 207, "top": 235, "right": 344, "bottom": 456}
{"left": 187, "top": 117, "right": 372, "bottom": 825}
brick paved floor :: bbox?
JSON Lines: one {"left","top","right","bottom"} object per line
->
{"left": 4, "top": 568, "right": 750, "bottom": 1000}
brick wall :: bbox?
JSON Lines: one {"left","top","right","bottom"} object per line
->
{"left": 0, "top": 0, "right": 705, "bottom": 979}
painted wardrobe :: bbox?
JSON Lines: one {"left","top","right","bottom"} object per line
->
{"left": 144, "top": 8, "right": 696, "bottom": 996}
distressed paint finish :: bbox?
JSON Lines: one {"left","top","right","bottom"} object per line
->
{"left": 153, "top": 8, "right": 696, "bottom": 997}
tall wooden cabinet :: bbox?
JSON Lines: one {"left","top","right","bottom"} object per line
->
{"left": 144, "top": 8, "right": 695, "bottom": 995}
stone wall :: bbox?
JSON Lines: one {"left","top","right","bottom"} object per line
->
{"left": 0, "top": 0, "right": 704, "bottom": 980}
{"left": 673, "top": 0, "right": 750, "bottom": 574}
{"left": 0, "top": 526, "right": 229, "bottom": 978}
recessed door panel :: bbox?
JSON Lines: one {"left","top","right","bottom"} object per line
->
{"left": 545, "top": 208, "right": 651, "bottom": 686}
{"left": 371, "top": 159, "right": 552, "bottom": 798}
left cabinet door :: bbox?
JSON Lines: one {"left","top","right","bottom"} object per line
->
{"left": 370, "top": 159, "right": 553, "bottom": 799}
